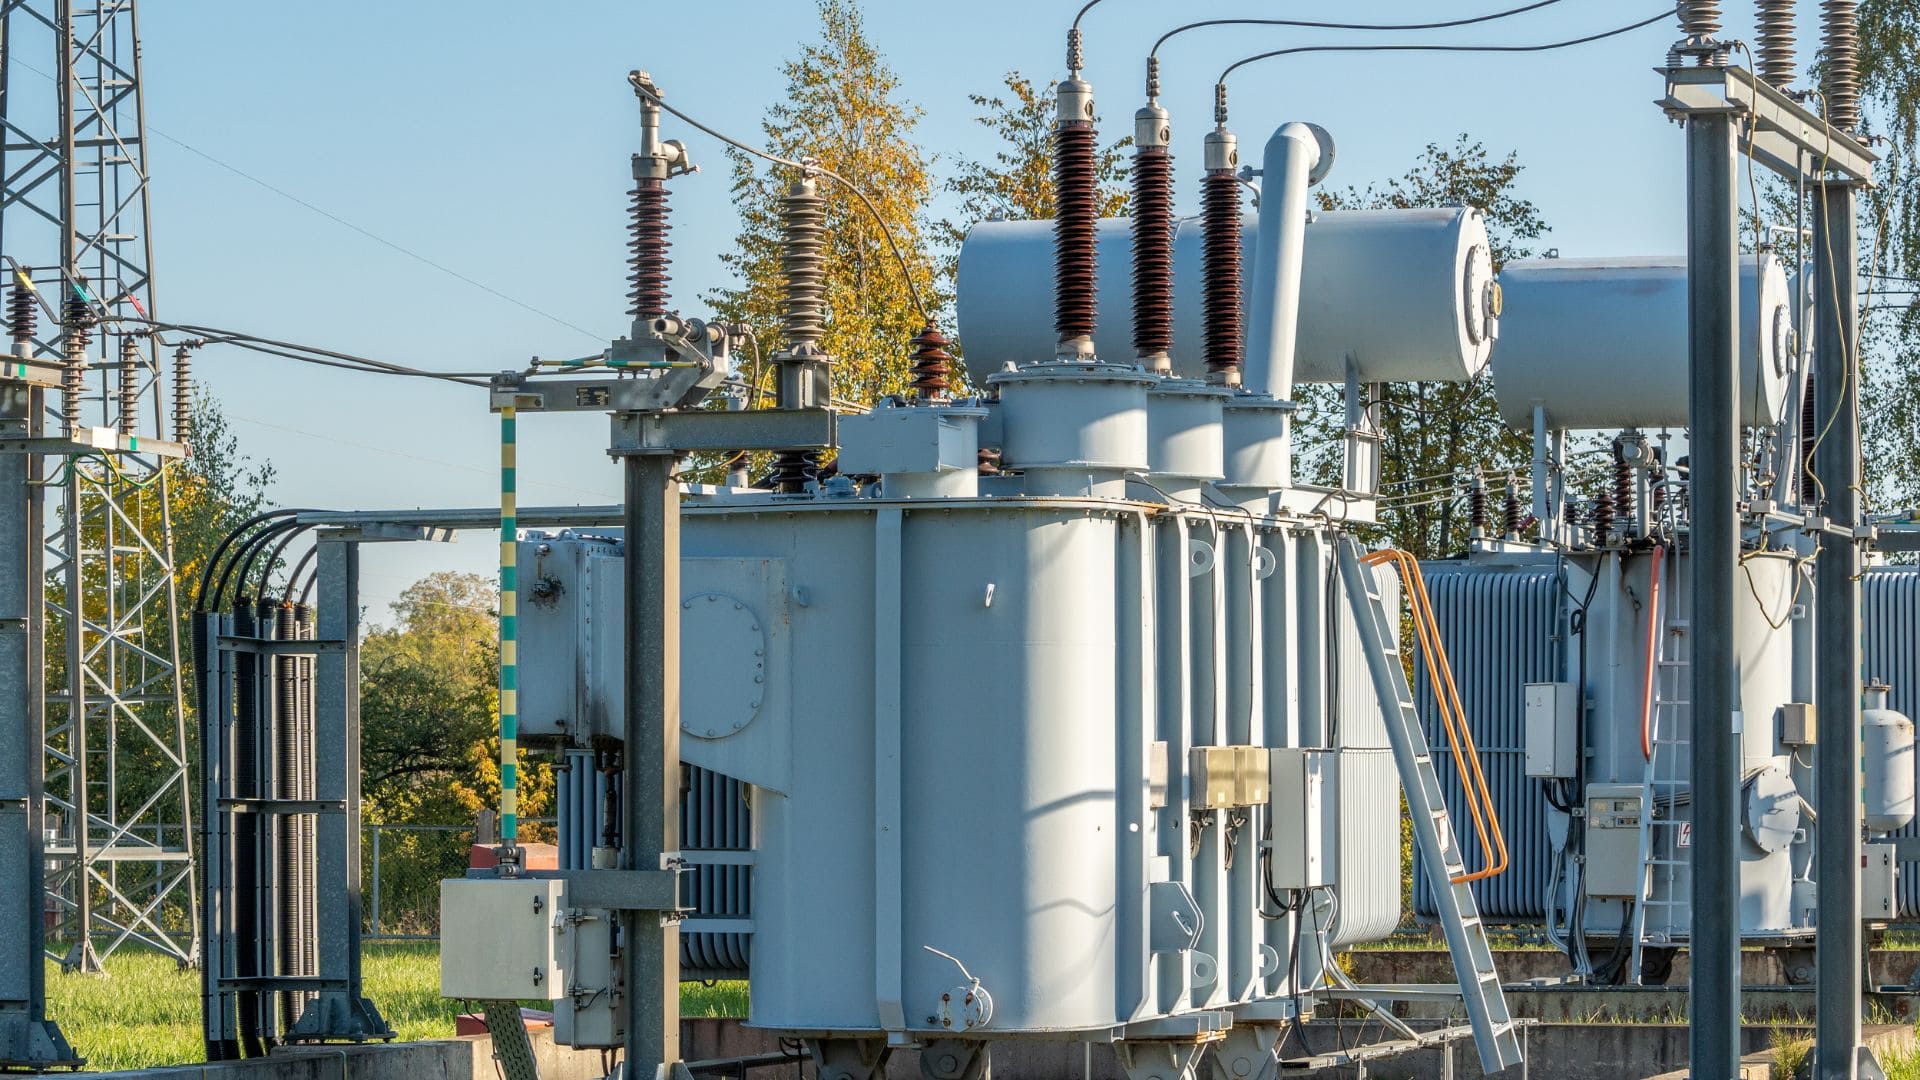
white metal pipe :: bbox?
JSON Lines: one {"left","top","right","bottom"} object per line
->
{"left": 1243, "top": 123, "right": 1320, "bottom": 401}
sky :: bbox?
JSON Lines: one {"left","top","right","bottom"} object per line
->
{"left": 115, "top": 1, "right": 1832, "bottom": 618}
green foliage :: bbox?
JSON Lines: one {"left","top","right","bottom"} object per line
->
{"left": 1858, "top": 0, "right": 1920, "bottom": 511}
{"left": 175, "top": 391, "right": 277, "bottom": 603}
{"left": 705, "top": 0, "right": 946, "bottom": 408}
{"left": 359, "top": 571, "right": 552, "bottom": 830}
{"left": 1295, "top": 136, "right": 1548, "bottom": 558}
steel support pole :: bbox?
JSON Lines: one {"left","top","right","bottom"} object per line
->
{"left": 312, "top": 538, "right": 358, "bottom": 1010}
{"left": 1813, "top": 178, "right": 1864, "bottom": 1080}
{"left": 622, "top": 451, "right": 683, "bottom": 1080}
{"left": 1685, "top": 107, "right": 1742, "bottom": 1080}
{"left": 288, "top": 537, "right": 388, "bottom": 1042}
{"left": 0, "top": 380, "right": 75, "bottom": 1067}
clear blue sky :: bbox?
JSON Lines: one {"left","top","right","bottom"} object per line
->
{"left": 130, "top": 1, "right": 1825, "bottom": 616}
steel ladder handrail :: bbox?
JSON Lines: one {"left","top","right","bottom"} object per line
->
{"left": 1362, "top": 548, "right": 1510, "bottom": 883}
{"left": 1336, "top": 537, "right": 1523, "bottom": 1073}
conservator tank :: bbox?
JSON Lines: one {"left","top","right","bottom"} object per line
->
{"left": 956, "top": 208, "right": 1496, "bottom": 386}
{"left": 1492, "top": 255, "right": 1794, "bottom": 429}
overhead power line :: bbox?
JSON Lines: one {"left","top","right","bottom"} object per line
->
{"left": 7, "top": 56, "right": 609, "bottom": 344}
{"left": 1218, "top": 9, "right": 1674, "bottom": 87}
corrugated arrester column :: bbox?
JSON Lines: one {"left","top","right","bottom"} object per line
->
{"left": 556, "top": 752, "right": 753, "bottom": 977}
{"left": 1864, "top": 568, "right": 1920, "bottom": 917}
{"left": 1414, "top": 563, "right": 1565, "bottom": 921}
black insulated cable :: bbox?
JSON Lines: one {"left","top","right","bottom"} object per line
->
{"left": 1149, "top": 0, "right": 1570, "bottom": 58}
{"left": 281, "top": 545, "right": 319, "bottom": 607}
{"left": 1215, "top": 9, "right": 1675, "bottom": 92}
{"left": 198, "top": 509, "right": 299, "bottom": 611}
{"left": 218, "top": 518, "right": 307, "bottom": 612}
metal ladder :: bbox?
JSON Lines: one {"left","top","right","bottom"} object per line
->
{"left": 1335, "top": 538, "right": 1523, "bottom": 1073}
{"left": 1629, "top": 600, "right": 1692, "bottom": 983}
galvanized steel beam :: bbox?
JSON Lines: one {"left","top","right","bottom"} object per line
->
{"left": 1683, "top": 103, "right": 1743, "bottom": 1080}
{"left": 1813, "top": 178, "right": 1865, "bottom": 1080}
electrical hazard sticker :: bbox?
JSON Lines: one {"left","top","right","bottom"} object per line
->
{"left": 1677, "top": 822, "right": 1691, "bottom": 848}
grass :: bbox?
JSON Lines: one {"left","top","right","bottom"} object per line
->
{"left": 1769, "top": 1024, "right": 1812, "bottom": 1079}
{"left": 45, "top": 943, "right": 748, "bottom": 1073}
{"left": 1886, "top": 1036, "right": 1920, "bottom": 1080}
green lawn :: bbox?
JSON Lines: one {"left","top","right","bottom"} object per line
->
{"left": 45, "top": 943, "right": 747, "bottom": 1073}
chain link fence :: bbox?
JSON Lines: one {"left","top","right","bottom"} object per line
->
{"left": 362, "top": 820, "right": 553, "bottom": 940}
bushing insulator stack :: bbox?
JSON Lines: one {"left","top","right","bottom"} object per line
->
{"left": 781, "top": 177, "right": 826, "bottom": 352}
{"left": 1821, "top": 0, "right": 1860, "bottom": 130}
{"left": 1591, "top": 489, "right": 1616, "bottom": 544}
{"left": 1132, "top": 62, "right": 1174, "bottom": 373}
{"left": 118, "top": 336, "right": 140, "bottom": 435}
{"left": 1613, "top": 440, "right": 1638, "bottom": 537}
{"left": 775, "top": 177, "right": 832, "bottom": 492}
{"left": 173, "top": 346, "right": 193, "bottom": 444}
{"left": 1680, "top": 0, "right": 1722, "bottom": 40}
{"left": 8, "top": 278, "right": 36, "bottom": 355}
{"left": 628, "top": 176, "right": 671, "bottom": 323}
{"left": 1053, "top": 50, "right": 1099, "bottom": 361}
{"left": 909, "top": 323, "right": 953, "bottom": 402}
{"left": 61, "top": 291, "right": 92, "bottom": 435}
{"left": 1756, "top": 0, "right": 1796, "bottom": 87}
{"left": 1201, "top": 106, "right": 1242, "bottom": 387}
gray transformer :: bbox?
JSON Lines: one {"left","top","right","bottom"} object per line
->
{"left": 484, "top": 159, "right": 1526, "bottom": 1068}
{"left": 521, "top": 498, "right": 1404, "bottom": 1035}
{"left": 1416, "top": 550, "right": 1819, "bottom": 950}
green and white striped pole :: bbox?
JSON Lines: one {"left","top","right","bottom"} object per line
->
{"left": 497, "top": 405, "right": 520, "bottom": 871}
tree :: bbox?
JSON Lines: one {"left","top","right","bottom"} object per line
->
{"left": 359, "top": 570, "right": 553, "bottom": 831}
{"left": 1294, "top": 136, "right": 1549, "bottom": 559}
{"left": 942, "top": 72, "right": 1132, "bottom": 237}
{"left": 173, "top": 390, "right": 276, "bottom": 609}
{"left": 1857, "top": 1, "right": 1920, "bottom": 510}
{"left": 705, "top": 0, "right": 946, "bottom": 408}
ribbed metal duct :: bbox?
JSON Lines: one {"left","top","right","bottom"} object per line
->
{"left": 1414, "top": 562, "right": 1564, "bottom": 921}
{"left": 557, "top": 752, "right": 753, "bottom": 977}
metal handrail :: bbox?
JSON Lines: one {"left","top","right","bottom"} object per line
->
{"left": 1363, "top": 549, "right": 1510, "bottom": 883}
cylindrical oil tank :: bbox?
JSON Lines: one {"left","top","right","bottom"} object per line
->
{"left": 988, "top": 362, "right": 1152, "bottom": 497}
{"left": 1493, "top": 255, "right": 1793, "bottom": 430}
{"left": 1147, "top": 380, "right": 1228, "bottom": 489}
{"left": 1863, "top": 684, "right": 1916, "bottom": 834}
{"left": 956, "top": 207, "right": 1495, "bottom": 386}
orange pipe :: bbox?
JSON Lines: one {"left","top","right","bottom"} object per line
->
{"left": 1363, "top": 549, "right": 1509, "bottom": 883}
{"left": 1639, "top": 545, "right": 1666, "bottom": 762}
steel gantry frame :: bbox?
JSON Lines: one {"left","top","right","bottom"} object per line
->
{"left": 0, "top": 0, "right": 198, "bottom": 985}
{"left": 1659, "top": 52, "right": 1875, "bottom": 1080}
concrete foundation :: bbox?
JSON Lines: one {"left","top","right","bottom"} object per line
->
{"left": 86, "top": 1029, "right": 607, "bottom": 1080}
{"left": 72, "top": 1011, "right": 1920, "bottom": 1080}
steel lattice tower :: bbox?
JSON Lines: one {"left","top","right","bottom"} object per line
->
{"left": 0, "top": 0, "right": 198, "bottom": 979}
